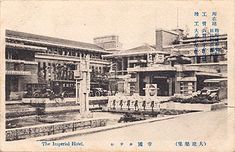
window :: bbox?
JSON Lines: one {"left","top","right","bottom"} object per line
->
{"left": 213, "top": 55, "right": 219, "bottom": 62}
{"left": 210, "top": 48, "right": 214, "bottom": 54}
{"left": 202, "top": 56, "right": 207, "bottom": 63}
{"left": 196, "top": 56, "right": 201, "bottom": 63}
{"left": 72, "top": 51, "right": 75, "bottom": 56}
{"left": 58, "top": 49, "right": 62, "bottom": 55}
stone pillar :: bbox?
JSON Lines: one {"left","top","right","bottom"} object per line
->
{"left": 78, "top": 55, "right": 92, "bottom": 118}
{"left": 127, "top": 57, "right": 129, "bottom": 68}
{"left": 79, "top": 71, "right": 89, "bottom": 116}
{"left": 168, "top": 78, "right": 173, "bottom": 96}
{"left": 175, "top": 75, "right": 181, "bottom": 95}
{"left": 121, "top": 58, "right": 124, "bottom": 75}
{"left": 135, "top": 73, "right": 140, "bottom": 94}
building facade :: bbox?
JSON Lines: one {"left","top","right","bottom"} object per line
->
{"left": 5, "top": 30, "right": 111, "bottom": 100}
{"left": 5, "top": 28, "right": 227, "bottom": 100}
{"left": 103, "top": 28, "right": 227, "bottom": 96}
{"left": 103, "top": 44, "right": 171, "bottom": 95}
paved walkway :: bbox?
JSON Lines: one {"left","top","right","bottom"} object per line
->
{"left": 62, "top": 108, "right": 234, "bottom": 151}
{"left": 3, "top": 108, "right": 234, "bottom": 152}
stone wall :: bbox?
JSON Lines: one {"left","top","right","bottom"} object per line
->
{"left": 107, "top": 96, "right": 170, "bottom": 111}
{"left": 6, "top": 118, "right": 107, "bottom": 141}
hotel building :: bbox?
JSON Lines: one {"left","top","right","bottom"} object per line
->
{"left": 5, "top": 30, "right": 111, "bottom": 100}
{"left": 103, "top": 29, "right": 227, "bottom": 96}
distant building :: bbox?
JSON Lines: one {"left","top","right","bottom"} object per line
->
{"left": 93, "top": 35, "right": 123, "bottom": 51}
{"left": 155, "top": 29, "right": 181, "bottom": 49}
{"left": 162, "top": 33, "right": 227, "bottom": 77}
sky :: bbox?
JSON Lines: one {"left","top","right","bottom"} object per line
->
{"left": 1, "top": 1, "right": 233, "bottom": 49}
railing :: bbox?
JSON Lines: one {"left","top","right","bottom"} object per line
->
{"left": 6, "top": 59, "right": 38, "bottom": 65}
{"left": 6, "top": 70, "right": 31, "bottom": 75}
{"left": 35, "top": 53, "right": 110, "bottom": 64}
{"left": 6, "top": 42, "right": 47, "bottom": 52}
{"left": 5, "top": 62, "right": 36, "bottom": 75}
{"left": 182, "top": 65, "right": 217, "bottom": 73}
{"left": 128, "top": 59, "right": 147, "bottom": 63}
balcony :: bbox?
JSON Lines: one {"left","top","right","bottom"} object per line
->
{"left": 128, "top": 59, "right": 147, "bottom": 63}
{"left": 6, "top": 59, "right": 38, "bottom": 65}
{"left": 35, "top": 53, "right": 110, "bottom": 65}
{"left": 182, "top": 65, "right": 218, "bottom": 73}
{"left": 6, "top": 70, "right": 31, "bottom": 76}
{"left": 6, "top": 42, "right": 47, "bottom": 52}
{"left": 5, "top": 62, "right": 35, "bottom": 76}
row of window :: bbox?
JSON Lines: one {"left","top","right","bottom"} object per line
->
{"left": 46, "top": 47, "right": 103, "bottom": 60}
{"left": 94, "top": 36, "right": 118, "bottom": 43}
{"left": 38, "top": 62, "right": 76, "bottom": 81}
{"left": 37, "top": 61, "right": 109, "bottom": 81}
{"left": 180, "top": 82, "right": 195, "bottom": 95}
{"left": 6, "top": 49, "right": 34, "bottom": 61}
{"left": 191, "top": 54, "right": 226, "bottom": 64}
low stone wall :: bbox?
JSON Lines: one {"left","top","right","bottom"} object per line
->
{"left": 5, "top": 109, "right": 37, "bottom": 119}
{"left": 7, "top": 97, "right": 108, "bottom": 118}
{"left": 160, "top": 102, "right": 226, "bottom": 112}
{"left": 6, "top": 118, "right": 107, "bottom": 141}
{"left": 107, "top": 96, "right": 226, "bottom": 112}
{"left": 211, "top": 102, "right": 226, "bottom": 111}
{"left": 106, "top": 96, "right": 170, "bottom": 111}
{"left": 22, "top": 97, "right": 108, "bottom": 105}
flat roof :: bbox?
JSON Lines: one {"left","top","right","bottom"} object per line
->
{"left": 155, "top": 29, "right": 179, "bottom": 35}
{"left": 163, "top": 39, "right": 227, "bottom": 49}
{"left": 103, "top": 44, "right": 170, "bottom": 58}
{"left": 93, "top": 35, "right": 118, "bottom": 40}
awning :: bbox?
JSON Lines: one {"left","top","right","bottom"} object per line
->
{"left": 196, "top": 72, "right": 222, "bottom": 77}
{"left": 204, "top": 78, "right": 227, "bottom": 83}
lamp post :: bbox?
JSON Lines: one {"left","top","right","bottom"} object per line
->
{"left": 74, "top": 55, "right": 92, "bottom": 118}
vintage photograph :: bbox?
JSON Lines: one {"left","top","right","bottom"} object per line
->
{"left": 0, "top": 1, "right": 234, "bottom": 151}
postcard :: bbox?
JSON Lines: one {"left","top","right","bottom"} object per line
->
{"left": 0, "top": 0, "right": 235, "bottom": 151}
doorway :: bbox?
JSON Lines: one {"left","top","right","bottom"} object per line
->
{"left": 152, "top": 78, "right": 169, "bottom": 96}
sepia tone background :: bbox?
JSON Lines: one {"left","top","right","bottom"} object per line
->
{"left": 0, "top": 0, "right": 235, "bottom": 151}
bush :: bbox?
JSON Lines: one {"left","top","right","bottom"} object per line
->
{"left": 167, "top": 96, "right": 218, "bottom": 104}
